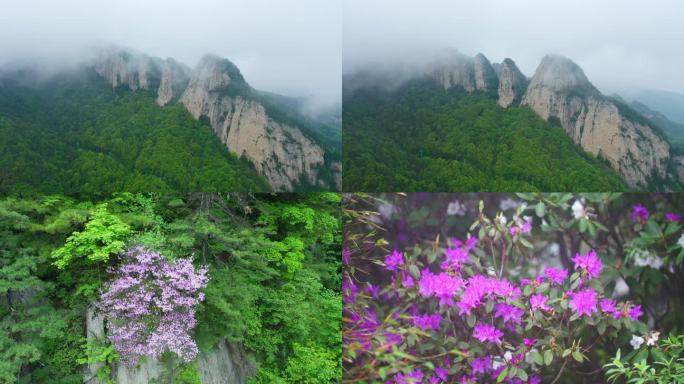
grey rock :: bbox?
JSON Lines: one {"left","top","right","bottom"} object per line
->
{"left": 497, "top": 58, "right": 526, "bottom": 107}
{"left": 522, "top": 54, "right": 670, "bottom": 187}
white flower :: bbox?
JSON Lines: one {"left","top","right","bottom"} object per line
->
{"left": 632, "top": 249, "right": 663, "bottom": 269}
{"left": 572, "top": 200, "right": 587, "bottom": 219}
{"left": 630, "top": 334, "right": 644, "bottom": 350}
{"left": 503, "top": 351, "right": 513, "bottom": 362}
{"left": 678, "top": 233, "right": 684, "bottom": 248}
{"left": 447, "top": 201, "right": 466, "bottom": 216}
{"left": 378, "top": 203, "right": 396, "bottom": 219}
{"left": 499, "top": 215, "right": 507, "bottom": 225}
{"left": 499, "top": 198, "right": 519, "bottom": 211}
{"left": 646, "top": 331, "right": 660, "bottom": 346}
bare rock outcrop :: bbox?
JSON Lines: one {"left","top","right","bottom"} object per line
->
{"left": 430, "top": 50, "right": 476, "bottom": 91}
{"left": 198, "top": 340, "right": 256, "bottom": 384}
{"left": 156, "top": 58, "right": 190, "bottom": 106}
{"left": 180, "top": 55, "right": 327, "bottom": 191}
{"left": 93, "top": 48, "right": 160, "bottom": 91}
{"left": 497, "top": 58, "right": 527, "bottom": 107}
{"left": 474, "top": 53, "right": 498, "bottom": 92}
{"left": 522, "top": 54, "right": 670, "bottom": 187}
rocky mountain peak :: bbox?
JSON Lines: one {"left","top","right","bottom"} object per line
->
{"left": 474, "top": 53, "right": 497, "bottom": 92}
{"left": 522, "top": 54, "right": 670, "bottom": 188}
{"left": 528, "top": 54, "right": 597, "bottom": 95}
{"left": 497, "top": 58, "right": 527, "bottom": 107}
{"left": 430, "top": 49, "right": 476, "bottom": 91}
{"left": 156, "top": 58, "right": 191, "bottom": 106}
{"left": 93, "top": 47, "right": 161, "bottom": 91}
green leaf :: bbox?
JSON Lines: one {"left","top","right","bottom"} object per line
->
{"left": 535, "top": 202, "right": 546, "bottom": 218}
{"left": 497, "top": 367, "right": 509, "bottom": 383}
{"left": 633, "top": 348, "right": 648, "bottom": 363}
{"left": 530, "top": 351, "right": 544, "bottom": 365}
{"left": 466, "top": 314, "right": 476, "bottom": 328}
{"left": 517, "top": 369, "right": 528, "bottom": 381}
{"left": 572, "top": 350, "right": 583, "bottom": 362}
{"left": 543, "top": 349, "right": 553, "bottom": 366}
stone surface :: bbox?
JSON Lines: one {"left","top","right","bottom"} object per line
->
{"left": 521, "top": 54, "right": 670, "bottom": 187}
{"left": 474, "top": 53, "right": 497, "bottom": 92}
{"left": 497, "top": 58, "right": 527, "bottom": 107}
{"left": 430, "top": 50, "right": 476, "bottom": 92}
{"left": 156, "top": 58, "right": 190, "bottom": 106}
{"left": 198, "top": 340, "right": 256, "bottom": 384}
{"left": 180, "top": 55, "right": 328, "bottom": 191}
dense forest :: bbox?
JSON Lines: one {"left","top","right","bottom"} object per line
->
{"left": 343, "top": 79, "right": 629, "bottom": 192}
{"left": 0, "top": 192, "right": 341, "bottom": 383}
{"left": 0, "top": 71, "right": 271, "bottom": 196}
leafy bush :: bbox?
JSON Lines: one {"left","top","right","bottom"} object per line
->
{"left": 342, "top": 193, "right": 684, "bottom": 383}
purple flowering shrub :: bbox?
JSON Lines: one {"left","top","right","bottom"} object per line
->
{"left": 100, "top": 246, "right": 208, "bottom": 364}
{"left": 343, "top": 197, "right": 652, "bottom": 383}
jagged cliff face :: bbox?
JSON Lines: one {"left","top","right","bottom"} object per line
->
{"left": 421, "top": 50, "right": 673, "bottom": 188}
{"left": 522, "top": 55, "right": 670, "bottom": 187}
{"left": 84, "top": 306, "right": 255, "bottom": 384}
{"left": 497, "top": 58, "right": 526, "bottom": 108}
{"left": 179, "top": 55, "right": 327, "bottom": 191}
{"left": 91, "top": 49, "right": 338, "bottom": 191}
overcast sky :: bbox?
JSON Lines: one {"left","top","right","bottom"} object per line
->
{"left": 0, "top": 0, "right": 341, "bottom": 108}
{"left": 344, "top": 0, "right": 684, "bottom": 95}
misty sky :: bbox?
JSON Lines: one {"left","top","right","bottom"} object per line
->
{"left": 0, "top": 0, "right": 340, "bottom": 108}
{"left": 344, "top": 0, "right": 684, "bottom": 95}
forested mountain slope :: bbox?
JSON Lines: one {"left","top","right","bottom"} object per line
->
{"left": 0, "top": 70, "right": 270, "bottom": 195}
{"left": 343, "top": 79, "right": 628, "bottom": 192}
{"left": 0, "top": 47, "right": 342, "bottom": 193}
{"left": 0, "top": 192, "right": 341, "bottom": 383}
{"left": 343, "top": 50, "right": 684, "bottom": 191}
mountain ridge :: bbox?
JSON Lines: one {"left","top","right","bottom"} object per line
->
{"left": 89, "top": 47, "right": 341, "bottom": 191}
{"left": 344, "top": 49, "right": 680, "bottom": 189}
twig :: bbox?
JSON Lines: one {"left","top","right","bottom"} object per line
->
{"left": 551, "top": 357, "right": 569, "bottom": 384}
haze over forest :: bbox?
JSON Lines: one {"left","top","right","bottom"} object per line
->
{"left": 0, "top": 0, "right": 341, "bottom": 111}
{"left": 343, "top": 0, "right": 684, "bottom": 98}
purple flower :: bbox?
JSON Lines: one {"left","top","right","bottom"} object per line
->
{"left": 572, "top": 250, "right": 602, "bottom": 279}
{"left": 395, "top": 369, "right": 424, "bottom": 384}
{"left": 530, "top": 294, "right": 551, "bottom": 311}
{"left": 665, "top": 212, "right": 681, "bottom": 223}
{"left": 529, "top": 375, "right": 542, "bottom": 384}
{"left": 470, "top": 356, "right": 491, "bottom": 374}
{"left": 473, "top": 323, "right": 504, "bottom": 344}
{"left": 402, "top": 272, "right": 414, "bottom": 288}
{"left": 441, "top": 236, "right": 476, "bottom": 270}
{"left": 100, "top": 246, "right": 208, "bottom": 364}
{"left": 524, "top": 338, "right": 537, "bottom": 347}
{"left": 543, "top": 267, "right": 568, "bottom": 285}
{"left": 629, "top": 304, "right": 643, "bottom": 320}
{"left": 631, "top": 204, "right": 650, "bottom": 224}
{"left": 494, "top": 303, "right": 524, "bottom": 325}
{"left": 342, "top": 248, "right": 351, "bottom": 265}
{"left": 419, "top": 269, "right": 464, "bottom": 306}
{"left": 366, "top": 283, "right": 380, "bottom": 298}
{"left": 342, "top": 277, "right": 358, "bottom": 304}
{"left": 413, "top": 312, "right": 442, "bottom": 330}
{"left": 434, "top": 366, "right": 448, "bottom": 382}
{"left": 385, "top": 250, "right": 404, "bottom": 271}
{"left": 600, "top": 298, "right": 616, "bottom": 313}
{"left": 569, "top": 288, "right": 598, "bottom": 317}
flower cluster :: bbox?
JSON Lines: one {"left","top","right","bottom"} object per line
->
{"left": 99, "top": 246, "right": 208, "bottom": 364}
{"left": 344, "top": 231, "right": 644, "bottom": 383}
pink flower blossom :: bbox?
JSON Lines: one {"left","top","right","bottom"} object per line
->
{"left": 413, "top": 313, "right": 442, "bottom": 330}
{"left": 402, "top": 272, "right": 414, "bottom": 288}
{"left": 342, "top": 248, "right": 351, "bottom": 265}
{"left": 470, "top": 356, "right": 491, "bottom": 374}
{"left": 418, "top": 269, "right": 464, "bottom": 306}
{"left": 100, "top": 246, "right": 208, "bottom": 364}
{"left": 572, "top": 250, "right": 602, "bottom": 279}
{"left": 631, "top": 204, "right": 650, "bottom": 224}
{"left": 569, "top": 288, "right": 598, "bottom": 317}
{"left": 629, "top": 304, "right": 643, "bottom": 320}
{"left": 665, "top": 212, "right": 681, "bottom": 223}
{"left": 473, "top": 323, "right": 504, "bottom": 344}
{"left": 543, "top": 267, "right": 568, "bottom": 285}
{"left": 494, "top": 303, "right": 524, "bottom": 325}
{"left": 530, "top": 294, "right": 551, "bottom": 311}
{"left": 524, "top": 338, "right": 537, "bottom": 347}
{"left": 385, "top": 250, "right": 404, "bottom": 271}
